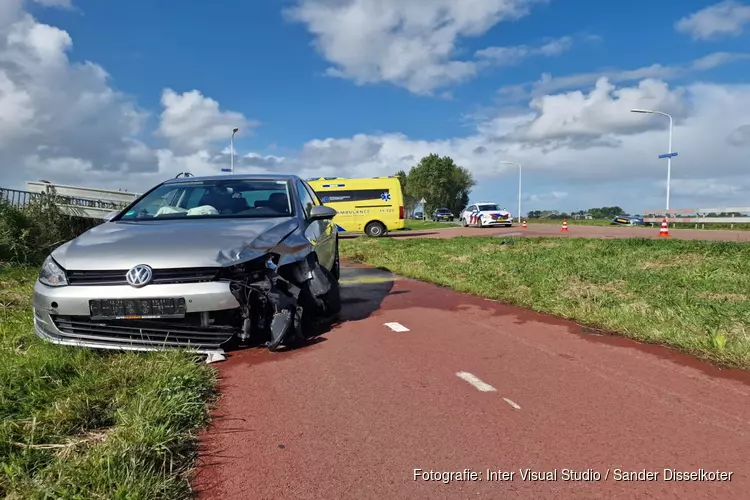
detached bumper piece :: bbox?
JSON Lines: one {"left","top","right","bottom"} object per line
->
{"left": 266, "top": 280, "right": 303, "bottom": 352}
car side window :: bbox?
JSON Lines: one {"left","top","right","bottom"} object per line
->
{"left": 302, "top": 181, "right": 321, "bottom": 206}
{"left": 296, "top": 180, "right": 315, "bottom": 218}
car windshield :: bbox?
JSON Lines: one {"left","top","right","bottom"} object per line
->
{"left": 116, "top": 179, "right": 294, "bottom": 222}
{"left": 477, "top": 204, "right": 500, "bottom": 211}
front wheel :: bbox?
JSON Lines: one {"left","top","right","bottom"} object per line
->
{"left": 319, "top": 265, "right": 341, "bottom": 316}
{"left": 332, "top": 242, "right": 340, "bottom": 281}
{"left": 365, "top": 221, "right": 386, "bottom": 237}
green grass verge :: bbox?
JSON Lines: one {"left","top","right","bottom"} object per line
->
{"left": 0, "top": 266, "right": 217, "bottom": 499}
{"left": 530, "top": 218, "right": 750, "bottom": 231}
{"left": 404, "top": 219, "right": 459, "bottom": 230}
{"left": 340, "top": 236, "right": 750, "bottom": 369}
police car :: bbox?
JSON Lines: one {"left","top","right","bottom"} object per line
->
{"left": 460, "top": 202, "right": 513, "bottom": 227}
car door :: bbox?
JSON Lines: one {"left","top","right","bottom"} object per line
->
{"left": 296, "top": 179, "right": 336, "bottom": 271}
{"left": 464, "top": 205, "right": 476, "bottom": 222}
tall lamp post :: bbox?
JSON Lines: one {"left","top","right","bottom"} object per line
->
{"left": 630, "top": 108, "right": 675, "bottom": 216}
{"left": 499, "top": 160, "right": 522, "bottom": 223}
{"left": 230, "top": 127, "right": 239, "bottom": 174}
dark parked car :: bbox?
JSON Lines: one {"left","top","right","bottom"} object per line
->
{"left": 611, "top": 215, "right": 645, "bottom": 226}
{"left": 432, "top": 208, "right": 454, "bottom": 222}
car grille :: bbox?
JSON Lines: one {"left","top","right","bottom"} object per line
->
{"left": 66, "top": 267, "right": 220, "bottom": 286}
{"left": 51, "top": 315, "right": 236, "bottom": 350}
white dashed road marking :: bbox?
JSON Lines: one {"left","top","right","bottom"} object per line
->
{"left": 456, "top": 372, "right": 497, "bottom": 392}
{"left": 384, "top": 322, "right": 410, "bottom": 332}
{"left": 503, "top": 398, "right": 521, "bottom": 410}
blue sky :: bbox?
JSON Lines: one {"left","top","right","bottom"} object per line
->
{"left": 3, "top": 0, "right": 750, "bottom": 215}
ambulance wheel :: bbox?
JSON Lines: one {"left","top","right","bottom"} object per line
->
{"left": 365, "top": 221, "right": 386, "bottom": 237}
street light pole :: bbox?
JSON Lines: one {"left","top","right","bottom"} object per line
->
{"left": 630, "top": 108, "right": 674, "bottom": 215}
{"left": 500, "top": 160, "right": 522, "bottom": 223}
{"left": 230, "top": 127, "right": 239, "bottom": 174}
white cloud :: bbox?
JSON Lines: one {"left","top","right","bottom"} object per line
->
{"left": 506, "top": 78, "right": 689, "bottom": 144}
{"left": 156, "top": 89, "right": 256, "bottom": 155}
{"left": 32, "top": 0, "right": 73, "bottom": 8}
{"left": 495, "top": 52, "right": 750, "bottom": 101}
{"left": 0, "top": 9, "right": 159, "bottom": 189}
{"left": 274, "top": 78, "right": 750, "bottom": 212}
{"left": 524, "top": 190, "right": 568, "bottom": 203}
{"left": 475, "top": 36, "right": 572, "bottom": 66}
{"left": 676, "top": 1, "right": 750, "bottom": 40}
{"left": 2, "top": 0, "right": 750, "bottom": 215}
{"left": 284, "top": 0, "right": 550, "bottom": 94}
{"left": 0, "top": 4, "right": 262, "bottom": 193}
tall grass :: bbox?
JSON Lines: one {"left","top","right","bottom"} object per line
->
{"left": 0, "top": 196, "right": 100, "bottom": 266}
{"left": 0, "top": 199, "right": 218, "bottom": 498}
{"left": 341, "top": 236, "right": 750, "bottom": 369}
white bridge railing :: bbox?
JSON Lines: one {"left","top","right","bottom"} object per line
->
{"left": 643, "top": 207, "right": 750, "bottom": 225}
{"left": 1, "top": 181, "right": 141, "bottom": 219}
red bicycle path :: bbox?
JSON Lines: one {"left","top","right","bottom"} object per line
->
{"left": 192, "top": 263, "right": 750, "bottom": 499}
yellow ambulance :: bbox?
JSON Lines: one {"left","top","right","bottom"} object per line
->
{"left": 306, "top": 176, "right": 406, "bottom": 237}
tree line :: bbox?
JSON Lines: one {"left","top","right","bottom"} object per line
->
{"left": 395, "top": 153, "right": 474, "bottom": 216}
{"left": 393, "top": 155, "right": 649, "bottom": 220}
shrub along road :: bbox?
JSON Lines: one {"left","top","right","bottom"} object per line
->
{"left": 194, "top": 263, "right": 750, "bottom": 499}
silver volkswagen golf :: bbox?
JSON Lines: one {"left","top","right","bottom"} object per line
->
{"left": 32, "top": 174, "right": 341, "bottom": 354}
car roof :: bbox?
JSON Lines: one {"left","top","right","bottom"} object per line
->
{"left": 162, "top": 173, "right": 301, "bottom": 185}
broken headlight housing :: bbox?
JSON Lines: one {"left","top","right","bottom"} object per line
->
{"left": 220, "top": 253, "right": 281, "bottom": 281}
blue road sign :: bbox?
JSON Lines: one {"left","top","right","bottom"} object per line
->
{"left": 221, "top": 168, "right": 231, "bottom": 172}
{"left": 658, "top": 152, "right": 678, "bottom": 159}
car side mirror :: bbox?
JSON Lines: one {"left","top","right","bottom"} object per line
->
{"left": 103, "top": 210, "right": 119, "bottom": 222}
{"left": 309, "top": 205, "right": 337, "bottom": 221}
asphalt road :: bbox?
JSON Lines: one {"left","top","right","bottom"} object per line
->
{"left": 374, "top": 222, "right": 750, "bottom": 242}
{"left": 193, "top": 264, "right": 750, "bottom": 500}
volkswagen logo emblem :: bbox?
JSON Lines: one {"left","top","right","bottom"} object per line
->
{"left": 125, "top": 264, "right": 153, "bottom": 287}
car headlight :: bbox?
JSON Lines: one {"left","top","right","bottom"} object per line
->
{"left": 38, "top": 255, "right": 68, "bottom": 287}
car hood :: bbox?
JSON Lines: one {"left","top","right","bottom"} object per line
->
{"left": 479, "top": 210, "right": 510, "bottom": 216}
{"left": 52, "top": 217, "right": 300, "bottom": 271}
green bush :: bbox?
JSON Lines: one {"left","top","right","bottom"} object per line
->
{"left": 0, "top": 195, "right": 100, "bottom": 266}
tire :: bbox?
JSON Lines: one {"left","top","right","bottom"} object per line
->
{"left": 319, "top": 265, "right": 341, "bottom": 316}
{"left": 365, "top": 221, "right": 386, "bottom": 237}
{"left": 477, "top": 217, "right": 484, "bottom": 228}
{"left": 332, "top": 241, "right": 340, "bottom": 281}
{"left": 461, "top": 216, "right": 468, "bottom": 227}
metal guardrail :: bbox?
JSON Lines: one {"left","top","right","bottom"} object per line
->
{"left": 1, "top": 181, "right": 141, "bottom": 220}
{"left": 643, "top": 207, "right": 750, "bottom": 224}
{"left": 0, "top": 187, "right": 39, "bottom": 206}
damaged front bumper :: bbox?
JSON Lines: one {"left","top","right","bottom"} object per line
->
{"left": 32, "top": 279, "right": 241, "bottom": 355}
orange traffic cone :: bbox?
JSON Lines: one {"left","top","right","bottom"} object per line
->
{"left": 561, "top": 219, "right": 568, "bottom": 232}
{"left": 522, "top": 220, "right": 527, "bottom": 229}
{"left": 659, "top": 218, "right": 670, "bottom": 237}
